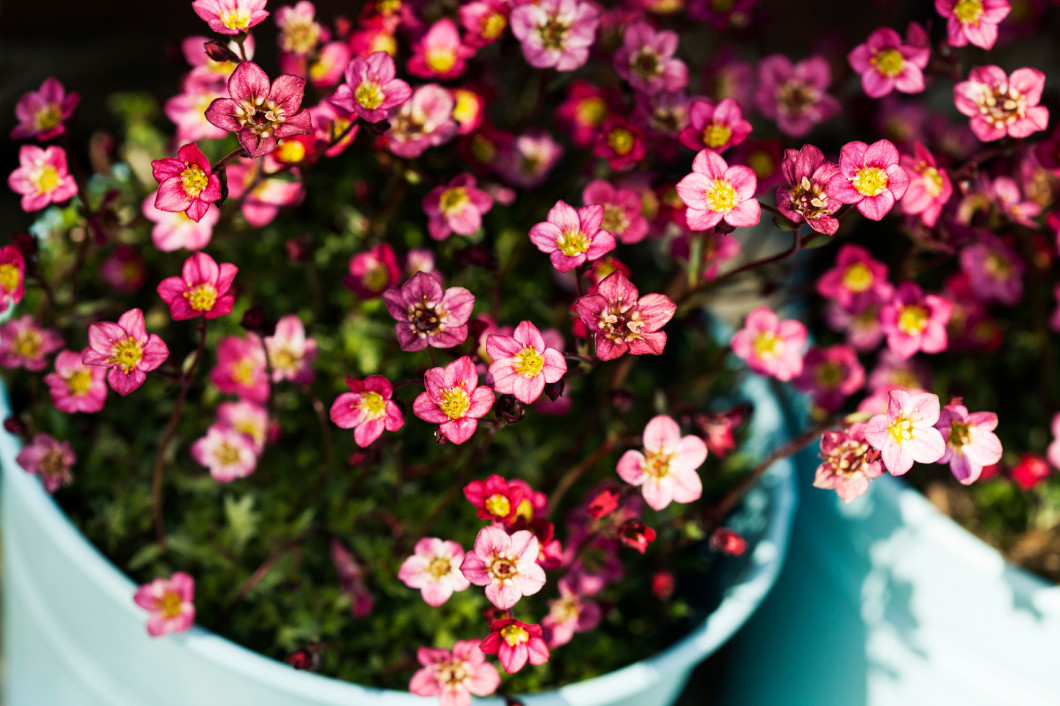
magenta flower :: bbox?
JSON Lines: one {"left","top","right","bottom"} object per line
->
{"left": 408, "top": 18, "right": 473, "bottom": 79}
{"left": 936, "top": 400, "right": 1003, "bottom": 485}
{"left": 816, "top": 244, "right": 891, "bottom": 311}
{"left": 900, "top": 142, "right": 952, "bottom": 228}
{"left": 731, "top": 306, "right": 807, "bottom": 382}
{"left": 408, "top": 641, "right": 500, "bottom": 706}
{"left": 1049, "top": 413, "right": 1060, "bottom": 471}
{"left": 344, "top": 243, "right": 400, "bottom": 299}
{"left": 192, "top": 0, "right": 269, "bottom": 34}
{"left": 679, "top": 98, "right": 752, "bottom": 154}
{"left": 676, "top": 149, "right": 760, "bottom": 230}
{"left": 330, "top": 375, "right": 404, "bottom": 447}
{"left": 16, "top": 433, "right": 75, "bottom": 493}
{"left": 486, "top": 320, "right": 567, "bottom": 405}
{"left": 205, "top": 62, "right": 313, "bottom": 158}
{"left": 582, "top": 180, "right": 648, "bottom": 244}
{"left": 461, "top": 0, "right": 509, "bottom": 47}
{"left": 958, "top": 234, "right": 1024, "bottom": 306}
{"left": 209, "top": 334, "right": 269, "bottom": 403}
{"left": 1012, "top": 454, "right": 1051, "bottom": 490}
{"left": 143, "top": 196, "right": 218, "bottom": 252}
{"left": 613, "top": 19, "right": 688, "bottom": 95}
{"left": 398, "top": 538, "right": 471, "bottom": 607}
{"left": 936, "top": 0, "right": 1010, "bottom": 49}
{"left": 617, "top": 415, "right": 707, "bottom": 511}
{"left": 480, "top": 619, "right": 550, "bottom": 674}
{"left": 593, "top": 117, "right": 646, "bottom": 171}
{"left": 463, "top": 474, "right": 527, "bottom": 525}
{"left": 423, "top": 174, "right": 493, "bottom": 241}
{"left": 382, "top": 272, "right": 475, "bottom": 352}
{"left": 954, "top": 66, "right": 1049, "bottom": 142}
{"left": 510, "top": 0, "right": 599, "bottom": 72}
{"left": 795, "top": 345, "right": 866, "bottom": 413}
{"left": 263, "top": 314, "right": 317, "bottom": 384}
{"left": 216, "top": 400, "right": 269, "bottom": 452}
{"left": 156, "top": 252, "right": 237, "bottom": 321}
{"left": 542, "top": 575, "right": 602, "bottom": 647}
{"left": 0, "top": 315, "right": 62, "bottom": 371}
{"left": 150, "top": 143, "right": 222, "bottom": 223}
{"left": 574, "top": 271, "right": 676, "bottom": 361}
{"left": 412, "top": 356, "right": 495, "bottom": 445}
{"left": 459, "top": 525, "right": 546, "bottom": 610}
{"left": 44, "top": 349, "right": 107, "bottom": 414}
{"left": 848, "top": 27, "right": 929, "bottom": 99}
{"left": 880, "top": 282, "right": 952, "bottom": 359}
{"left": 0, "top": 245, "right": 26, "bottom": 312}
{"left": 81, "top": 310, "right": 167, "bottom": 396}
{"left": 813, "top": 422, "right": 884, "bottom": 503}
{"left": 133, "top": 572, "right": 195, "bottom": 638}
{"left": 775, "top": 144, "right": 842, "bottom": 235}
{"left": 330, "top": 51, "right": 411, "bottom": 123}
{"left": 528, "top": 200, "right": 615, "bottom": 273}
{"left": 191, "top": 423, "right": 259, "bottom": 482}
{"left": 10, "top": 77, "right": 79, "bottom": 141}
{"left": 828, "top": 139, "right": 909, "bottom": 221}
{"left": 755, "top": 55, "right": 840, "bottom": 138}
{"left": 865, "top": 389, "right": 946, "bottom": 476}
{"left": 8, "top": 145, "right": 77, "bottom": 212}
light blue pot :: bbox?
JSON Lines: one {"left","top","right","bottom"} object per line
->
{"left": 721, "top": 397, "right": 1060, "bottom": 706}
{"left": 2, "top": 375, "right": 796, "bottom": 706}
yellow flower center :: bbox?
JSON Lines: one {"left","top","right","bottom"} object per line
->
{"left": 949, "top": 420, "right": 971, "bottom": 448}
{"left": 550, "top": 595, "right": 581, "bottom": 623}
{"left": 13, "top": 329, "right": 42, "bottom": 359}
{"left": 439, "top": 187, "right": 469, "bottom": 215}
{"left": 921, "top": 166, "right": 944, "bottom": 197}
{"left": 642, "top": 450, "right": 673, "bottom": 479}
{"left": 485, "top": 493, "right": 511, "bottom": 518}
{"left": 428, "top": 556, "right": 452, "bottom": 579}
{"left": 355, "top": 82, "right": 386, "bottom": 110}
{"left": 109, "top": 336, "right": 144, "bottom": 374}
{"left": 984, "top": 253, "right": 1011, "bottom": 278}
{"left": 577, "top": 97, "right": 607, "bottom": 127}
{"left": 275, "top": 139, "right": 307, "bottom": 164}
{"left": 426, "top": 47, "right": 457, "bottom": 74}
{"left": 601, "top": 205, "right": 629, "bottom": 234}
{"left": 897, "top": 304, "right": 929, "bottom": 336}
{"left": 216, "top": 441, "right": 243, "bottom": 466}
{"left": 283, "top": 19, "right": 320, "bottom": 53}
{"left": 440, "top": 386, "right": 470, "bottom": 420}
{"left": 512, "top": 345, "right": 545, "bottom": 378}
{"left": 231, "top": 359, "right": 257, "bottom": 386}
{"left": 67, "top": 369, "right": 93, "bottom": 396}
{"left": 452, "top": 90, "right": 479, "bottom": 127}
{"left": 872, "top": 49, "right": 905, "bottom": 77}
{"left": 34, "top": 166, "right": 61, "bottom": 195}
{"left": 158, "top": 591, "right": 184, "bottom": 620}
{"left": 842, "top": 262, "right": 874, "bottom": 292}
{"left": 501, "top": 624, "right": 530, "bottom": 647}
{"left": 35, "top": 105, "right": 62, "bottom": 131}
{"left": 814, "top": 362, "right": 843, "bottom": 389}
{"left": 852, "top": 166, "right": 889, "bottom": 197}
{"left": 607, "top": 128, "right": 635, "bottom": 156}
{"left": 752, "top": 331, "right": 780, "bottom": 358}
{"left": 489, "top": 556, "right": 515, "bottom": 579}
{"left": 556, "top": 229, "right": 590, "bottom": 257}
{"left": 180, "top": 163, "right": 209, "bottom": 198}
{"left": 221, "top": 9, "right": 252, "bottom": 31}
{"left": 888, "top": 415, "right": 915, "bottom": 443}
{"left": 705, "top": 178, "right": 738, "bottom": 212}
{"left": 954, "top": 0, "right": 983, "bottom": 23}
{"left": 702, "top": 122, "right": 733, "bottom": 149}
{"left": 0, "top": 263, "right": 21, "bottom": 293}
{"left": 480, "top": 12, "right": 506, "bottom": 39}
{"left": 183, "top": 283, "right": 218, "bottom": 311}
{"left": 358, "top": 391, "right": 387, "bottom": 418}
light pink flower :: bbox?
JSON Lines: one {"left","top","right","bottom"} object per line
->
{"left": 408, "top": 19, "right": 473, "bottom": 79}
{"left": 412, "top": 356, "right": 495, "bottom": 445}
{"left": 574, "top": 271, "right": 676, "bottom": 361}
{"left": 480, "top": 619, "right": 550, "bottom": 674}
{"left": 330, "top": 375, "right": 405, "bottom": 447}
{"left": 45, "top": 349, "right": 107, "bottom": 414}
{"left": 816, "top": 244, "right": 891, "bottom": 311}
{"left": 582, "top": 180, "right": 649, "bottom": 244}
{"left": 498, "top": 130, "right": 564, "bottom": 188}
{"left": 958, "top": 233, "right": 1024, "bottom": 306}
{"left": 7, "top": 145, "right": 77, "bottom": 212}
{"left": 528, "top": 200, "right": 616, "bottom": 273}
{"left": 991, "top": 176, "right": 1041, "bottom": 226}
{"left": 879, "top": 282, "right": 952, "bottom": 359}
{"left": 731, "top": 306, "right": 807, "bottom": 382}
{"left": 216, "top": 400, "right": 269, "bottom": 452}
{"left": 409, "top": 641, "right": 500, "bottom": 706}
{"left": 613, "top": 20, "right": 688, "bottom": 95}
{"left": 423, "top": 174, "right": 493, "bottom": 241}
{"left": 617, "top": 415, "right": 706, "bottom": 511}
{"left": 864, "top": 389, "right": 946, "bottom": 476}
{"left": 755, "top": 55, "right": 840, "bottom": 138}
{"left": 209, "top": 334, "right": 269, "bottom": 403}
{"left": 383, "top": 272, "right": 475, "bottom": 352}
{"left": 936, "top": 0, "right": 1010, "bottom": 49}
{"left": 192, "top": 0, "right": 269, "bottom": 34}
{"left": 398, "top": 538, "right": 471, "bottom": 606}
{"left": 0, "top": 245, "right": 26, "bottom": 313}
{"left": 679, "top": 98, "right": 752, "bottom": 154}
{"left": 276, "top": 1, "right": 323, "bottom": 54}
{"left": 0, "top": 315, "right": 62, "bottom": 371}
{"left": 83, "top": 309, "right": 169, "bottom": 396}
{"left": 344, "top": 243, "right": 400, "bottom": 299}
{"left": 16, "top": 433, "right": 74, "bottom": 493}
{"left": 143, "top": 196, "right": 218, "bottom": 251}
{"left": 486, "top": 320, "right": 567, "bottom": 405}
{"left": 954, "top": 66, "right": 1049, "bottom": 142}
{"left": 794, "top": 345, "right": 866, "bottom": 413}
{"left": 459, "top": 525, "right": 546, "bottom": 610}
{"left": 676, "top": 149, "right": 760, "bottom": 230}
{"left": 510, "top": 0, "right": 599, "bottom": 72}
{"left": 132, "top": 572, "right": 195, "bottom": 638}
{"left": 226, "top": 160, "right": 305, "bottom": 226}
{"left": 541, "top": 574, "right": 602, "bottom": 647}
{"left": 385, "top": 84, "right": 458, "bottom": 159}
{"left": 330, "top": 51, "right": 411, "bottom": 123}
{"left": 263, "top": 314, "right": 317, "bottom": 384}
{"left": 848, "top": 27, "right": 929, "bottom": 99}
{"left": 150, "top": 143, "right": 222, "bottom": 223}
{"left": 900, "top": 141, "right": 952, "bottom": 227}
{"left": 813, "top": 422, "right": 884, "bottom": 502}
{"left": 191, "top": 423, "right": 259, "bottom": 482}
{"left": 156, "top": 252, "right": 237, "bottom": 321}
{"left": 775, "top": 144, "right": 842, "bottom": 235}
{"left": 936, "top": 400, "right": 1003, "bottom": 485}
{"left": 10, "top": 77, "right": 79, "bottom": 141}
{"left": 165, "top": 76, "right": 230, "bottom": 143}
{"left": 828, "top": 139, "right": 909, "bottom": 221}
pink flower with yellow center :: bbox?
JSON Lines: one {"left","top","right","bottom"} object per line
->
{"left": 480, "top": 618, "right": 550, "bottom": 674}
{"left": 847, "top": 27, "right": 929, "bottom": 99}
{"left": 864, "top": 389, "right": 946, "bottom": 476}
{"left": 813, "top": 422, "right": 884, "bottom": 503}
{"left": 398, "top": 538, "right": 471, "bottom": 607}
{"left": 954, "top": 66, "right": 1049, "bottom": 142}
{"left": 828, "top": 139, "right": 909, "bottom": 221}
{"left": 573, "top": 271, "right": 676, "bottom": 361}
{"left": 10, "top": 77, "right": 79, "bottom": 141}
{"left": 958, "top": 233, "right": 1024, "bottom": 306}
{"left": 617, "top": 415, "right": 707, "bottom": 511}
{"left": 142, "top": 196, "right": 218, "bottom": 252}
{"left": 165, "top": 77, "right": 230, "bottom": 143}
{"left": 556, "top": 80, "right": 611, "bottom": 148}
{"left": 460, "top": 0, "right": 509, "bottom": 48}
{"left": 192, "top": 0, "right": 269, "bottom": 35}
{"left": 83, "top": 309, "right": 169, "bottom": 396}
{"left": 463, "top": 474, "right": 529, "bottom": 525}
{"left": 408, "top": 641, "right": 500, "bottom": 706}
{"left": 935, "top": 0, "right": 1010, "bottom": 49}
{"left": 191, "top": 423, "right": 259, "bottom": 482}
{"left": 528, "top": 200, "right": 616, "bottom": 273}
{"left": 613, "top": 19, "right": 688, "bottom": 96}
{"left": 133, "top": 572, "right": 195, "bottom": 638}
{"left": 330, "top": 374, "right": 404, "bottom": 447}
{"left": 344, "top": 243, "right": 400, "bottom": 299}
{"left": 0, "top": 245, "right": 26, "bottom": 313}
{"left": 408, "top": 18, "right": 473, "bottom": 80}
{"left": 731, "top": 306, "right": 807, "bottom": 382}
{"left": 156, "top": 251, "right": 237, "bottom": 321}
{"left": 0, "top": 315, "right": 61, "bottom": 372}
{"left": 794, "top": 345, "right": 866, "bottom": 413}
{"left": 880, "top": 282, "right": 952, "bottom": 359}
{"left": 412, "top": 356, "right": 495, "bottom": 445}
{"left": 900, "top": 142, "right": 952, "bottom": 228}
{"left": 209, "top": 333, "right": 269, "bottom": 403}
{"left": 16, "top": 433, "right": 75, "bottom": 494}
{"left": 816, "top": 244, "right": 891, "bottom": 311}
{"left": 216, "top": 400, "right": 269, "bottom": 452}
{"left": 935, "top": 400, "right": 1003, "bottom": 485}
{"left": 486, "top": 320, "right": 567, "bottom": 405}
{"left": 263, "top": 314, "right": 318, "bottom": 384}
{"left": 423, "top": 174, "right": 494, "bottom": 241}
{"left": 276, "top": 1, "right": 323, "bottom": 54}
{"left": 676, "top": 149, "right": 760, "bottom": 230}
{"left": 593, "top": 117, "right": 646, "bottom": 171}
{"left": 151, "top": 143, "right": 222, "bottom": 224}
{"left": 679, "top": 98, "right": 752, "bottom": 154}
{"left": 582, "top": 179, "right": 649, "bottom": 245}
{"left": 7, "top": 145, "right": 77, "bottom": 212}
{"left": 44, "top": 349, "right": 107, "bottom": 414}
{"left": 459, "top": 525, "right": 546, "bottom": 610}
{"left": 330, "top": 51, "right": 412, "bottom": 124}
{"left": 541, "top": 575, "right": 602, "bottom": 647}
{"left": 383, "top": 271, "right": 475, "bottom": 352}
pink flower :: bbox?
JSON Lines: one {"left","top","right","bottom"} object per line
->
{"left": 409, "top": 641, "right": 500, "bottom": 706}
{"left": 958, "top": 234, "right": 1024, "bottom": 306}
{"left": 900, "top": 142, "right": 952, "bottom": 227}
{"left": 216, "top": 400, "right": 269, "bottom": 452}
{"left": 44, "top": 349, "right": 107, "bottom": 414}
{"left": 816, "top": 244, "right": 891, "bottom": 311}
{"left": 582, "top": 180, "right": 649, "bottom": 244}
{"left": 731, "top": 306, "right": 807, "bottom": 382}
{"left": 613, "top": 20, "right": 688, "bottom": 95}
{"left": 0, "top": 245, "right": 26, "bottom": 312}
{"left": 935, "top": 400, "right": 1003, "bottom": 485}
{"left": 593, "top": 117, "right": 646, "bottom": 171}
{"left": 528, "top": 200, "right": 616, "bottom": 273}
{"left": 676, "top": 149, "right": 760, "bottom": 230}
{"left": 83, "top": 309, "right": 168, "bottom": 396}
{"left": 413, "top": 356, "right": 495, "bottom": 445}
{"left": 794, "top": 345, "right": 866, "bottom": 413}
{"left": 385, "top": 84, "right": 458, "bottom": 159}
{"left": 209, "top": 334, "right": 269, "bottom": 403}
{"left": 755, "top": 55, "right": 840, "bottom": 138}
{"left": 0, "top": 315, "right": 62, "bottom": 371}
{"left": 408, "top": 19, "right": 473, "bottom": 79}
{"left": 864, "top": 389, "right": 946, "bottom": 476}
{"left": 156, "top": 252, "right": 237, "bottom": 321}
{"left": 848, "top": 27, "right": 929, "bottom": 99}
{"left": 275, "top": 1, "right": 323, "bottom": 54}
{"left": 574, "top": 271, "right": 676, "bottom": 361}
{"left": 617, "top": 415, "right": 707, "bottom": 511}
{"left": 991, "top": 176, "right": 1041, "bottom": 226}
{"left": 954, "top": 66, "right": 1049, "bottom": 142}
{"left": 143, "top": 196, "right": 218, "bottom": 251}
{"left": 8, "top": 145, "right": 77, "bottom": 212}
{"left": 828, "top": 139, "right": 909, "bottom": 221}
{"left": 331, "top": 538, "right": 374, "bottom": 619}
{"left": 10, "top": 77, "right": 79, "bottom": 141}
{"left": 510, "top": 0, "right": 599, "bottom": 72}
{"left": 498, "top": 129, "right": 564, "bottom": 188}
{"left": 205, "top": 62, "right": 313, "bottom": 158}
{"left": 424, "top": 174, "right": 493, "bottom": 241}
{"left": 459, "top": 525, "right": 546, "bottom": 610}
{"left": 166, "top": 76, "right": 230, "bottom": 143}
{"left": 16, "top": 433, "right": 74, "bottom": 493}
{"left": 330, "top": 375, "right": 404, "bottom": 447}
{"left": 463, "top": 474, "right": 527, "bottom": 525}
{"left": 398, "top": 538, "right": 471, "bottom": 606}
{"left": 541, "top": 575, "right": 602, "bottom": 647}
{"left": 383, "top": 272, "right": 475, "bottom": 351}
{"left": 150, "top": 143, "right": 222, "bottom": 223}
{"left": 192, "top": 0, "right": 269, "bottom": 34}
{"left": 1049, "top": 414, "right": 1060, "bottom": 470}
{"left": 330, "top": 51, "right": 411, "bottom": 123}
{"left": 775, "top": 144, "right": 842, "bottom": 235}
{"left": 813, "top": 422, "right": 884, "bottom": 502}
{"left": 679, "top": 98, "right": 752, "bottom": 153}
{"left": 1012, "top": 453, "right": 1051, "bottom": 490}
{"left": 191, "top": 423, "right": 259, "bottom": 482}
{"left": 880, "top": 282, "right": 952, "bottom": 359}
{"left": 480, "top": 619, "right": 550, "bottom": 674}
{"left": 556, "top": 80, "right": 611, "bottom": 148}
{"left": 936, "top": 0, "right": 1010, "bottom": 49}
{"left": 263, "top": 314, "right": 317, "bottom": 384}
{"left": 486, "top": 320, "right": 567, "bottom": 405}
{"left": 460, "top": 0, "right": 510, "bottom": 48}
{"left": 344, "top": 243, "right": 400, "bottom": 299}
{"left": 132, "top": 573, "right": 195, "bottom": 638}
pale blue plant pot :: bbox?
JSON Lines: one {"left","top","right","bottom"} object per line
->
{"left": 1, "top": 374, "right": 796, "bottom": 706}
{"left": 720, "top": 394, "right": 1060, "bottom": 706}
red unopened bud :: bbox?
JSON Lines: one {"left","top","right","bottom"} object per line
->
{"left": 287, "top": 642, "right": 321, "bottom": 671}
{"left": 3, "top": 416, "right": 27, "bottom": 436}
{"left": 709, "top": 527, "right": 747, "bottom": 556}
{"left": 1011, "top": 453, "right": 1051, "bottom": 491}
{"left": 651, "top": 570, "right": 675, "bottom": 600}
{"left": 544, "top": 378, "right": 565, "bottom": 402}
{"left": 587, "top": 489, "right": 620, "bottom": 520}
{"left": 204, "top": 39, "right": 241, "bottom": 63}
{"left": 617, "top": 520, "right": 656, "bottom": 554}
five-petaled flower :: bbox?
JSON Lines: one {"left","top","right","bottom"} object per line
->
{"left": 935, "top": 0, "right": 1010, "bottom": 50}
{"left": 151, "top": 143, "right": 222, "bottom": 223}
{"left": 382, "top": 272, "right": 475, "bottom": 352}
{"left": 413, "top": 356, "right": 495, "bottom": 445}
{"left": 330, "top": 374, "right": 405, "bottom": 447}
{"left": 617, "top": 415, "right": 707, "bottom": 511}
{"left": 731, "top": 306, "right": 807, "bottom": 382}
{"left": 408, "top": 640, "right": 500, "bottom": 706}
{"left": 133, "top": 572, "right": 196, "bottom": 638}
{"left": 16, "top": 433, "right": 75, "bottom": 493}
{"left": 156, "top": 251, "right": 237, "bottom": 320}
{"left": 848, "top": 27, "right": 929, "bottom": 99}
{"left": 573, "top": 271, "right": 676, "bottom": 361}
{"left": 423, "top": 173, "right": 494, "bottom": 241}
{"left": 679, "top": 98, "right": 752, "bottom": 154}
{"left": 44, "top": 349, "right": 107, "bottom": 414}
{"left": 398, "top": 538, "right": 471, "bottom": 607}
{"left": 83, "top": 309, "right": 169, "bottom": 396}
{"left": 263, "top": 314, "right": 318, "bottom": 384}
{"left": 935, "top": 400, "right": 1003, "bottom": 485}
{"left": 529, "top": 200, "right": 616, "bottom": 273}
{"left": 0, "top": 315, "right": 62, "bottom": 371}
{"left": 676, "top": 149, "right": 760, "bottom": 230}
{"left": 480, "top": 619, "right": 550, "bottom": 674}
{"left": 191, "top": 423, "right": 259, "bottom": 482}
{"left": 828, "top": 139, "right": 909, "bottom": 221}
{"left": 864, "top": 389, "right": 946, "bottom": 476}
{"left": 459, "top": 525, "right": 546, "bottom": 610}
{"left": 879, "top": 282, "right": 952, "bottom": 359}
{"left": 953, "top": 65, "right": 1049, "bottom": 142}
{"left": 510, "top": 0, "right": 600, "bottom": 72}
{"left": 613, "top": 19, "right": 688, "bottom": 96}
{"left": 8, "top": 145, "right": 77, "bottom": 212}
{"left": 813, "top": 422, "right": 884, "bottom": 502}
{"left": 330, "top": 51, "right": 412, "bottom": 123}
{"left": 486, "top": 320, "right": 567, "bottom": 405}
{"left": 10, "top": 77, "right": 79, "bottom": 141}
{"left": 192, "top": 0, "right": 269, "bottom": 35}
{"left": 775, "top": 144, "right": 842, "bottom": 235}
